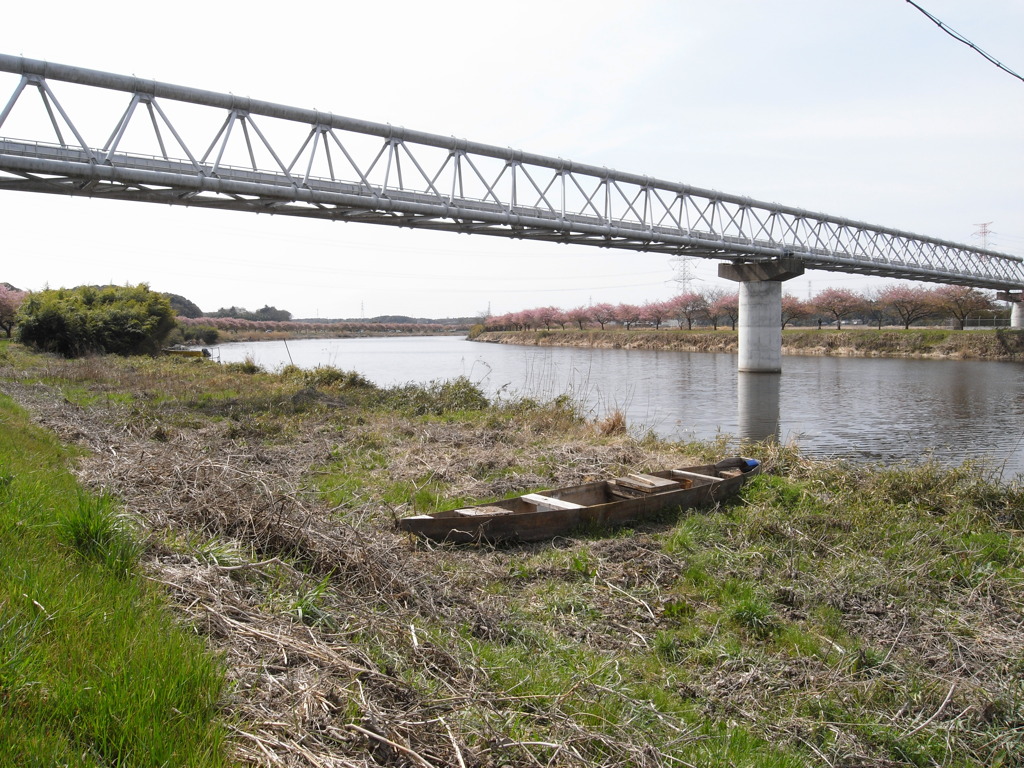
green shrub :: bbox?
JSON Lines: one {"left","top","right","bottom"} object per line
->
{"left": 302, "top": 365, "right": 376, "bottom": 390}
{"left": 223, "top": 355, "right": 263, "bottom": 374}
{"left": 181, "top": 325, "right": 220, "bottom": 344}
{"left": 385, "top": 376, "right": 489, "bottom": 415}
{"left": 17, "top": 284, "right": 177, "bottom": 357}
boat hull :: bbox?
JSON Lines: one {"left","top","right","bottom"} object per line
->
{"left": 396, "top": 458, "right": 760, "bottom": 544}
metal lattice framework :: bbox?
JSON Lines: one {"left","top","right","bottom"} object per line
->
{"left": 1, "top": 54, "right": 1022, "bottom": 291}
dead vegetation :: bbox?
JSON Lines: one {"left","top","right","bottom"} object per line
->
{"left": 2, "top": 347, "right": 1022, "bottom": 767}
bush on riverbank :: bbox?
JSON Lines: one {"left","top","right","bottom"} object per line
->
{"left": 474, "top": 327, "right": 1024, "bottom": 360}
{"left": 17, "top": 284, "right": 177, "bottom": 357}
{"left": 1, "top": 340, "right": 1022, "bottom": 766}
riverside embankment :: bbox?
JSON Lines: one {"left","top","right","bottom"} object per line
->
{"left": 2, "top": 339, "right": 1023, "bottom": 766}
{"left": 472, "top": 327, "right": 1024, "bottom": 360}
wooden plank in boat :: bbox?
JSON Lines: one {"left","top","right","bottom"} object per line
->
{"left": 670, "top": 470, "right": 722, "bottom": 484}
{"left": 615, "top": 473, "right": 681, "bottom": 493}
{"left": 455, "top": 506, "right": 515, "bottom": 517}
{"left": 521, "top": 493, "right": 585, "bottom": 511}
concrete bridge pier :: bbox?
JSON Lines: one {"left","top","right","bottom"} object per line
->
{"left": 996, "top": 292, "right": 1024, "bottom": 329}
{"left": 719, "top": 258, "right": 804, "bottom": 373}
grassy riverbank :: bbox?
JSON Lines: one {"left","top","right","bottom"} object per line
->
{"left": 0, "top": 377, "right": 229, "bottom": 765}
{"left": 472, "top": 327, "right": 1024, "bottom": 360}
{"left": 1, "top": 339, "right": 1023, "bottom": 766}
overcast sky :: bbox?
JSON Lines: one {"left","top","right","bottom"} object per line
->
{"left": 2, "top": 0, "right": 1022, "bottom": 319}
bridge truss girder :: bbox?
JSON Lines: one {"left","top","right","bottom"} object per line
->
{"left": 1, "top": 54, "right": 1022, "bottom": 292}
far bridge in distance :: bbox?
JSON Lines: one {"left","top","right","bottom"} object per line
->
{"left": 1, "top": 54, "right": 1021, "bottom": 372}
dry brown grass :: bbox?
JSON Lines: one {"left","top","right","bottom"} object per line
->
{"left": 0, "top": 353, "right": 711, "bottom": 767}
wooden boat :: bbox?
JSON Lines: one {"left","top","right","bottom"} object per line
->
{"left": 396, "top": 456, "right": 761, "bottom": 543}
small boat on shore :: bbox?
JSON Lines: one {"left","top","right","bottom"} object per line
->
{"left": 396, "top": 456, "right": 761, "bottom": 543}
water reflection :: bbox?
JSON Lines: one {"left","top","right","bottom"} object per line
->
{"left": 737, "top": 372, "right": 781, "bottom": 443}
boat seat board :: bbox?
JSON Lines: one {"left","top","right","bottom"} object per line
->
{"left": 454, "top": 506, "right": 516, "bottom": 517}
{"left": 615, "top": 473, "right": 682, "bottom": 493}
{"left": 670, "top": 470, "right": 722, "bottom": 483}
{"left": 521, "top": 493, "right": 585, "bottom": 511}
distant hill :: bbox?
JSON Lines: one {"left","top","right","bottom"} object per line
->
{"left": 149, "top": 291, "right": 479, "bottom": 327}
{"left": 293, "top": 315, "right": 480, "bottom": 326}
{"left": 164, "top": 293, "right": 203, "bottom": 318}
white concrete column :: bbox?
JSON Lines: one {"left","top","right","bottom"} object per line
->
{"left": 996, "top": 292, "right": 1023, "bottom": 329}
{"left": 719, "top": 258, "right": 804, "bottom": 374}
{"left": 738, "top": 281, "right": 783, "bottom": 372}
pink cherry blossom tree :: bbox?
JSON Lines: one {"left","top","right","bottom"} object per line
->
{"left": 565, "top": 305, "right": 592, "bottom": 330}
{"left": 877, "top": 284, "right": 935, "bottom": 329}
{"left": 781, "top": 294, "right": 811, "bottom": 329}
{"left": 614, "top": 303, "right": 642, "bottom": 330}
{"left": 710, "top": 292, "right": 740, "bottom": 331}
{"left": 812, "top": 288, "right": 864, "bottom": 330}
{"left": 534, "top": 306, "right": 560, "bottom": 330}
{"left": 640, "top": 300, "right": 671, "bottom": 330}
{"left": 0, "top": 284, "right": 26, "bottom": 338}
{"left": 668, "top": 292, "right": 709, "bottom": 330}
{"left": 931, "top": 285, "right": 995, "bottom": 330}
{"left": 590, "top": 302, "right": 617, "bottom": 330}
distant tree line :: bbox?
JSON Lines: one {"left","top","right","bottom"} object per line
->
{"left": 207, "top": 305, "right": 293, "bottom": 322}
{"left": 177, "top": 316, "right": 450, "bottom": 337}
{"left": 485, "top": 284, "right": 1005, "bottom": 333}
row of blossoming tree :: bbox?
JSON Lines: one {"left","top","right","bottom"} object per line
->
{"left": 485, "top": 285, "right": 1005, "bottom": 333}
{"left": 177, "top": 315, "right": 448, "bottom": 336}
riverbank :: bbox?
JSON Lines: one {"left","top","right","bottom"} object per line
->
{"left": 195, "top": 328, "right": 469, "bottom": 344}
{"left": 1, "top": 340, "right": 1022, "bottom": 766}
{"left": 472, "top": 327, "right": 1024, "bottom": 360}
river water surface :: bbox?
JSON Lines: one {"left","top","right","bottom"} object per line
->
{"left": 205, "top": 335, "right": 1024, "bottom": 478}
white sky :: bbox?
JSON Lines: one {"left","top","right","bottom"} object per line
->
{"left": 2, "top": 0, "right": 1022, "bottom": 319}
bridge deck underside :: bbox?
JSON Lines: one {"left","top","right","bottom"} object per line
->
{"left": 2, "top": 148, "right": 1021, "bottom": 292}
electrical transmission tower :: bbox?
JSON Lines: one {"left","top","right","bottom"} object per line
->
{"left": 670, "top": 255, "right": 699, "bottom": 294}
{"left": 974, "top": 222, "right": 994, "bottom": 250}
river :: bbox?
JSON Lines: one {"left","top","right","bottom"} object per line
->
{"left": 203, "top": 335, "right": 1024, "bottom": 478}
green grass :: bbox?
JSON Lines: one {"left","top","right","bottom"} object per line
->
{"left": 0, "top": 393, "right": 231, "bottom": 767}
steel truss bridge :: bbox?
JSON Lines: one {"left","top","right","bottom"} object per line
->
{"left": 1, "top": 54, "right": 1022, "bottom": 292}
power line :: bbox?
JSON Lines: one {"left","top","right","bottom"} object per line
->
{"left": 905, "top": 1, "right": 1024, "bottom": 84}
